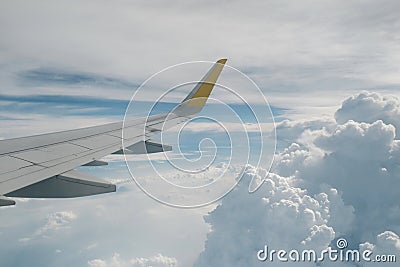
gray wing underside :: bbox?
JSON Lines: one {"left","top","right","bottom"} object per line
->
{"left": 0, "top": 58, "right": 227, "bottom": 206}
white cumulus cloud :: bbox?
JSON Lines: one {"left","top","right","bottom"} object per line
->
{"left": 335, "top": 91, "right": 400, "bottom": 137}
{"left": 360, "top": 231, "right": 400, "bottom": 266}
{"left": 195, "top": 166, "right": 353, "bottom": 266}
{"left": 196, "top": 91, "right": 400, "bottom": 266}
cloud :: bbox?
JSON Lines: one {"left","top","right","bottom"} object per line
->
{"left": 276, "top": 118, "right": 336, "bottom": 143}
{"left": 0, "top": 179, "right": 208, "bottom": 267}
{"left": 196, "top": 91, "right": 400, "bottom": 266}
{"left": 273, "top": 103, "right": 400, "bottom": 244}
{"left": 360, "top": 231, "right": 400, "bottom": 266}
{"left": 36, "top": 211, "right": 77, "bottom": 235}
{"left": 88, "top": 253, "right": 177, "bottom": 267}
{"left": 296, "top": 120, "right": 400, "bottom": 243}
{"left": 19, "top": 211, "right": 77, "bottom": 242}
{"left": 18, "top": 69, "right": 138, "bottom": 89}
{"left": 1, "top": 0, "right": 400, "bottom": 116}
{"left": 131, "top": 254, "right": 178, "bottom": 267}
{"left": 335, "top": 91, "right": 400, "bottom": 137}
{"left": 88, "top": 259, "right": 107, "bottom": 267}
{"left": 315, "top": 120, "right": 395, "bottom": 161}
{"left": 195, "top": 166, "right": 352, "bottom": 266}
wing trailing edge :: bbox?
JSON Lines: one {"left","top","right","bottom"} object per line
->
{"left": 5, "top": 170, "right": 115, "bottom": 198}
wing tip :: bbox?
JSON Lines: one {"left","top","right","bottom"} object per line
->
{"left": 217, "top": 58, "right": 228, "bottom": 65}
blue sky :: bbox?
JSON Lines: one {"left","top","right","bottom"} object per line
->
{"left": 1, "top": 0, "right": 400, "bottom": 266}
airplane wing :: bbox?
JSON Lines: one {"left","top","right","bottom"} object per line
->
{"left": 0, "top": 59, "right": 227, "bottom": 206}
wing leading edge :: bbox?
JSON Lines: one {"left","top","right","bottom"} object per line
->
{"left": 0, "top": 59, "right": 227, "bottom": 206}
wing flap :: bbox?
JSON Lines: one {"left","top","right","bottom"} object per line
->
{"left": 114, "top": 140, "right": 172, "bottom": 154}
{"left": 0, "top": 196, "right": 16, "bottom": 206}
{"left": 83, "top": 160, "right": 108, "bottom": 166}
{"left": 5, "top": 170, "right": 116, "bottom": 198}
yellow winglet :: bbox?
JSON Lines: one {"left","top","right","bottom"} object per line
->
{"left": 217, "top": 58, "right": 227, "bottom": 64}
{"left": 182, "top": 58, "right": 227, "bottom": 108}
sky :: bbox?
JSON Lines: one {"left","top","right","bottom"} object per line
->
{"left": 1, "top": 0, "right": 400, "bottom": 266}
